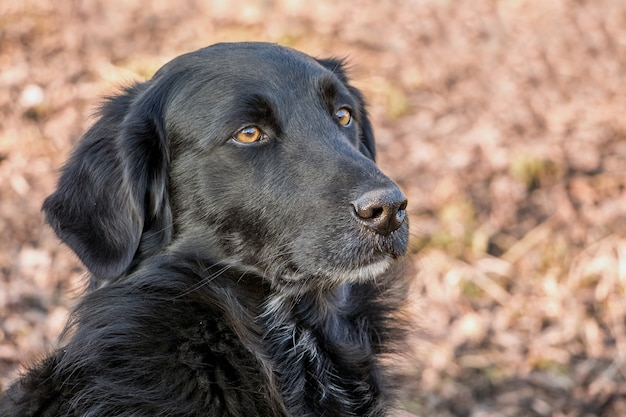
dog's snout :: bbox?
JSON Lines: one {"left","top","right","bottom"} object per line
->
{"left": 351, "top": 188, "right": 407, "bottom": 236}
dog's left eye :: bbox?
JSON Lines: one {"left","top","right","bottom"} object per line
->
{"left": 233, "top": 126, "right": 266, "bottom": 143}
{"left": 335, "top": 108, "right": 352, "bottom": 127}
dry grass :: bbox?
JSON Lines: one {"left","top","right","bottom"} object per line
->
{"left": 1, "top": 0, "right": 625, "bottom": 415}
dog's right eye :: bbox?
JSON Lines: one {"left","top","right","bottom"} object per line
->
{"left": 233, "top": 126, "right": 266, "bottom": 144}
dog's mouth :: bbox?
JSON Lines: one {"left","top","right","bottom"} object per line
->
{"left": 255, "top": 217, "right": 410, "bottom": 293}
{"left": 220, "top": 206, "right": 409, "bottom": 293}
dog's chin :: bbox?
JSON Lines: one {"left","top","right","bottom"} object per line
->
{"left": 330, "top": 258, "right": 393, "bottom": 283}
{"left": 271, "top": 257, "right": 394, "bottom": 295}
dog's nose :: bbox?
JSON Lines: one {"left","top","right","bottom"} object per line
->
{"left": 351, "top": 188, "right": 407, "bottom": 236}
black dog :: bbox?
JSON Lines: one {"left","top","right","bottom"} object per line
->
{"left": 1, "top": 42, "right": 409, "bottom": 417}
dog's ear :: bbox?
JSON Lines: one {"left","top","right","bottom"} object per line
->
{"left": 317, "top": 58, "right": 377, "bottom": 161}
{"left": 43, "top": 81, "right": 172, "bottom": 286}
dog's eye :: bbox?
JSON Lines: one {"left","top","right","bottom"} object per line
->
{"left": 233, "top": 126, "right": 265, "bottom": 143}
{"left": 335, "top": 108, "right": 352, "bottom": 127}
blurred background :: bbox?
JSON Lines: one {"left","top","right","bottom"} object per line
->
{"left": 1, "top": 0, "right": 625, "bottom": 415}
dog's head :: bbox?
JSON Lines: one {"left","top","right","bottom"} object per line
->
{"left": 43, "top": 42, "right": 408, "bottom": 293}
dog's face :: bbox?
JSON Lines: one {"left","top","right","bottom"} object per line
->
{"left": 43, "top": 43, "right": 408, "bottom": 294}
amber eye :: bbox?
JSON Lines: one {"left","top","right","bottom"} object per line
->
{"left": 336, "top": 108, "right": 352, "bottom": 126}
{"left": 233, "top": 126, "right": 264, "bottom": 143}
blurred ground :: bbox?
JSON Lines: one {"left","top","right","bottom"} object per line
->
{"left": 1, "top": 0, "right": 626, "bottom": 415}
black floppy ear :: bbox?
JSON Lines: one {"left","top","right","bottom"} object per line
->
{"left": 317, "top": 58, "right": 377, "bottom": 161}
{"left": 43, "top": 81, "right": 172, "bottom": 287}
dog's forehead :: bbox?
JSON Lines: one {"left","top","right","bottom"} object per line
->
{"left": 162, "top": 42, "right": 330, "bottom": 86}
{"left": 195, "top": 42, "right": 314, "bottom": 65}
{"left": 159, "top": 43, "right": 354, "bottom": 146}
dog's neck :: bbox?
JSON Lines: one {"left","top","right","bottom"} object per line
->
{"left": 160, "top": 248, "right": 399, "bottom": 416}
{"left": 256, "top": 284, "right": 391, "bottom": 417}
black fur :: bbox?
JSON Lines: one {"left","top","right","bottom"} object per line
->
{"left": 0, "top": 42, "right": 410, "bottom": 417}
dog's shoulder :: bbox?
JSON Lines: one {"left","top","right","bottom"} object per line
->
{"left": 1, "top": 257, "right": 283, "bottom": 417}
